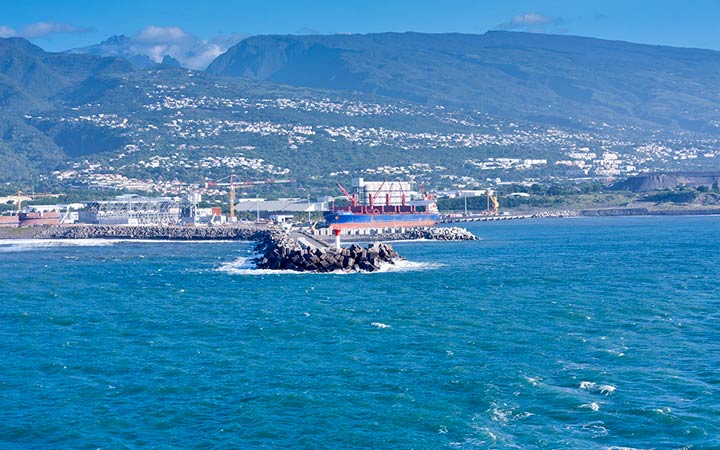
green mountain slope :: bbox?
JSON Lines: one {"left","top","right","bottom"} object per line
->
{"left": 0, "top": 38, "right": 133, "bottom": 181}
{"left": 207, "top": 31, "right": 720, "bottom": 132}
{"left": 1, "top": 34, "right": 720, "bottom": 193}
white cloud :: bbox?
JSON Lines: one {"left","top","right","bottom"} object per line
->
{"left": 2, "top": 22, "right": 242, "bottom": 70}
{"left": 136, "top": 25, "right": 191, "bottom": 44}
{"left": 496, "top": 13, "right": 565, "bottom": 33}
{"left": 0, "top": 22, "right": 91, "bottom": 39}
{"left": 508, "top": 13, "right": 552, "bottom": 28}
{"left": 0, "top": 25, "right": 16, "bottom": 38}
{"left": 21, "top": 22, "right": 90, "bottom": 38}
{"left": 209, "top": 33, "right": 246, "bottom": 49}
{"left": 125, "top": 26, "right": 244, "bottom": 70}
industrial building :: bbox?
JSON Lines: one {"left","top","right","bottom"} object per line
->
{"left": 82, "top": 195, "right": 183, "bottom": 225}
{"left": 0, "top": 203, "right": 83, "bottom": 227}
{"left": 0, "top": 215, "right": 20, "bottom": 228}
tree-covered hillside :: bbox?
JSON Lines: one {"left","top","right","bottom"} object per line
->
{"left": 2, "top": 33, "right": 720, "bottom": 196}
{"left": 208, "top": 31, "right": 720, "bottom": 132}
{"left": 0, "top": 38, "right": 133, "bottom": 182}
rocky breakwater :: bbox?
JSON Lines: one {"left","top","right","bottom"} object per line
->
{"left": 400, "top": 226, "right": 478, "bottom": 241}
{"left": 254, "top": 233, "right": 401, "bottom": 273}
{"left": 38, "top": 225, "right": 270, "bottom": 240}
{"left": 532, "top": 210, "right": 578, "bottom": 218}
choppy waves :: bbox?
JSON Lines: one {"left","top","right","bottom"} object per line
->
{"left": 216, "top": 255, "right": 444, "bottom": 275}
{"left": 0, "top": 238, "right": 236, "bottom": 252}
{"left": 0, "top": 238, "right": 122, "bottom": 252}
{"left": 2, "top": 217, "right": 720, "bottom": 448}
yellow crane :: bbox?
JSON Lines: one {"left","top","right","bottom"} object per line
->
{"left": 15, "top": 191, "right": 65, "bottom": 213}
{"left": 206, "top": 176, "right": 295, "bottom": 221}
{"left": 486, "top": 191, "right": 499, "bottom": 216}
{"left": 206, "top": 174, "right": 239, "bottom": 220}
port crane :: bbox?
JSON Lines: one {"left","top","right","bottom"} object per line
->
{"left": 486, "top": 191, "right": 500, "bottom": 216}
{"left": 206, "top": 176, "right": 295, "bottom": 220}
{"left": 396, "top": 181, "right": 409, "bottom": 206}
{"left": 367, "top": 179, "right": 386, "bottom": 209}
{"left": 335, "top": 182, "right": 358, "bottom": 207}
{"left": 14, "top": 191, "right": 65, "bottom": 213}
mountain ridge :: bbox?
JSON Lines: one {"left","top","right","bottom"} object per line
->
{"left": 67, "top": 35, "right": 176, "bottom": 69}
{"left": 207, "top": 30, "right": 720, "bottom": 132}
{"left": 1, "top": 32, "right": 720, "bottom": 190}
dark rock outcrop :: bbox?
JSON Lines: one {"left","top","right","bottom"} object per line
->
{"left": 612, "top": 172, "right": 720, "bottom": 192}
{"left": 254, "top": 233, "right": 401, "bottom": 273}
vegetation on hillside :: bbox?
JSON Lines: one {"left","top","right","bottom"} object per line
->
{"left": 3, "top": 32, "right": 720, "bottom": 197}
{"left": 209, "top": 31, "right": 720, "bottom": 132}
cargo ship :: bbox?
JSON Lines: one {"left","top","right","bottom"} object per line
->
{"left": 324, "top": 179, "right": 439, "bottom": 230}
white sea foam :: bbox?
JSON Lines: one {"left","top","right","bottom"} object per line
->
{"left": 490, "top": 406, "right": 509, "bottom": 423}
{"left": 579, "top": 402, "right": 600, "bottom": 411}
{"left": 0, "top": 238, "right": 121, "bottom": 252}
{"left": 580, "top": 381, "right": 616, "bottom": 396}
{"left": 375, "top": 259, "right": 444, "bottom": 273}
{"left": 216, "top": 255, "right": 283, "bottom": 276}
{"left": 487, "top": 402, "right": 533, "bottom": 424}
{"left": 0, "top": 238, "right": 237, "bottom": 253}
{"left": 371, "top": 322, "right": 391, "bottom": 329}
{"left": 582, "top": 421, "right": 608, "bottom": 436}
{"left": 480, "top": 428, "right": 497, "bottom": 443}
{"left": 216, "top": 255, "right": 443, "bottom": 275}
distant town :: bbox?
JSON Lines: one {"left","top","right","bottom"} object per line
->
{"left": 16, "top": 70, "right": 719, "bottom": 200}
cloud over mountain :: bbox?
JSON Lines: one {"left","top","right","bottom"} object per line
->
{"left": 0, "top": 21, "right": 91, "bottom": 38}
{"left": 0, "top": 25, "right": 14, "bottom": 38}
{"left": 69, "top": 26, "right": 245, "bottom": 70}
{"left": 496, "top": 13, "right": 565, "bottom": 33}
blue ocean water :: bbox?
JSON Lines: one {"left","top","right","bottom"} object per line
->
{"left": 1, "top": 216, "right": 719, "bottom": 449}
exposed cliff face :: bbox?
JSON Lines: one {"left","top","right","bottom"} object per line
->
{"left": 612, "top": 172, "right": 720, "bottom": 192}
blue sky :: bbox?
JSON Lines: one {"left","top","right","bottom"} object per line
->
{"left": 1, "top": 0, "right": 718, "bottom": 65}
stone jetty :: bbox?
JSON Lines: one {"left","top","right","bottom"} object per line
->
{"left": 318, "top": 226, "right": 479, "bottom": 242}
{"left": 399, "top": 226, "right": 478, "bottom": 241}
{"left": 254, "top": 232, "right": 401, "bottom": 273}
{"left": 36, "top": 224, "right": 270, "bottom": 241}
